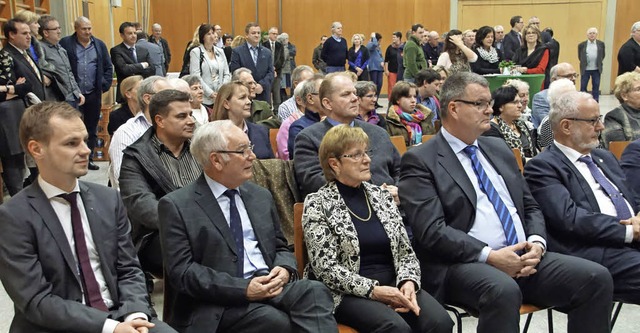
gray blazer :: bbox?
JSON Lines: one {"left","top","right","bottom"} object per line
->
{"left": 578, "top": 39, "right": 605, "bottom": 73}
{"left": 137, "top": 39, "right": 165, "bottom": 76}
{"left": 158, "top": 176, "right": 296, "bottom": 333}
{"left": 0, "top": 181, "right": 152, "bottom": 332}
{"left": 190, "top": 45, "right": 230, "bottom": 105}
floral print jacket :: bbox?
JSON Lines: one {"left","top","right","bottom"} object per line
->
{"left": 302, "top": 181, "right": 420, "bottom": 309}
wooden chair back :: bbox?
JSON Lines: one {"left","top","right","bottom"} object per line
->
{"left": 390, "top": 136, "right": 407, "bottom": 155}
{"left": 512, "top": 148, "right": 524, "bottom": 174}
{"left": 609, "top": 141, "right": 630, "bottom": 160}
{"left": 269, "top": 128, "right": 278, "bottom": 158}
{"left": 421, "top": 135, "right": 435, "bottom": 143}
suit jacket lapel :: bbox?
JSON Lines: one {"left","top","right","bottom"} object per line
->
{"left": 243, "top": 44, "right": 257, "bottom": 72}
{"left": 26, "top": 183, "right": 82, "bottom": 288}
{"left": 436, "top": 133, "right": 477, "bottom": 209}
{"left": 478, "top": 140, "right": 524, "bottom": 214}
{"left": 194, "top": 177, "right": 239, "bottom": 256}
{"left": 549, "top": 144, "right": 602, "bottom": 211}
{"left": 8, "top": 46, "right": 41, "bottom": 81}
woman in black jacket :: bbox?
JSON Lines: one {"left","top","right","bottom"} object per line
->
{"left": 471, "top": 26, "right": 504, "bottom": 75}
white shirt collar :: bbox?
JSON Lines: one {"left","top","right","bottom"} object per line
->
{"left": 441, "top": 127, "right": 479, "bottom": 155}
{"left": 38, "top": 176, "right": 80, "bottom": 199}
{"left": 553, "top": 140, "right": 590, "bottom": 162}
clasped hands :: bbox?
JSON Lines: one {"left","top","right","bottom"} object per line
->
{"left": 487, "top": 242, "right": 543, "bottom": 278}
{"left": 371, "top": 281, "right": 421, "bottom": 316}
{"left": 620, "top": 214, "right": 640, "bottom": 241}
{"left": 114, "top": 318, "right": 155, "bottom": 333}
{"left": 246, "top": 266, "right": 290, "bottom": 301}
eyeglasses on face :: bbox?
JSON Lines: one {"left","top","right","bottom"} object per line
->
{"left": 454, "top": 99, "right": 494, "bottom": 111}
{"left": 340, "top": 149, "right": 373, "bottom": 161}
{"left": 216, "top": 144, "right": 255, "bottom": 158}
{"left": 557, "top": 73, "right": 579, "bottom": 80}
{"left": 565, "top": 115, "right": 603, "bottom": 126}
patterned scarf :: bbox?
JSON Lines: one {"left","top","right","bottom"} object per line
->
{"left": 394, "top": 105, "right": 425, "bottom": 145}
{"left": 476, "top": 46, "right": 499, "bottom": 63}
{"left": 496, "top": 117, "right": 535, "bottom": 157}
{"left": 356, "top": 110, "right": 380, "bottom": 125}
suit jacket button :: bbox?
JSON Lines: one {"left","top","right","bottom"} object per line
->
{"left": 232, "top": 256, "right": 238, "bottom": 262}
{"left": 215, "top": 314, "right": 220, "bottom": 320}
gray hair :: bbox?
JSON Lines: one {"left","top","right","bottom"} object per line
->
{"left": 277, "top": 33, "right": 289, "bottom": 43}
{"left": 138, "top": 76, "right": 168, "bottom": 110}
{"left": 331, "top": 22, "right": 342, "bottom": 30}
{"left": 549, "top": 62, "right": 573, "bottom": 81}
{"left": 547, "top": 78, "right": 577, "bottom": 108}
{"left": 190, "top": 120, "right": 236, "bottom": 168}
{"left": 299, "top": 74, "right": 323, "bottom": 101}
{"left": 632, "top": 21, "right": 640, "bottom": 33}
{"left": 168, "top": 78, "right": 190, "bottom": 94}
{"left": 354, "top": 81, "right": 377, "bottom": 97}
{"left": 586, "top": 27, "right": 598, "bottom": 34}
{"left": 152, "top": 23, "right": 161, "bottom": 30}
{"left": 293, "top": 79, "right": 308, "bottom": 107}
{"left": 74, "top": 16, "right": 90, "bottom": 29}
{"left": 504, "top": 78, "right": 529, "bottom": 92}
{"left": 181, "top": 74, "right": 202, "bottom": 86}
{"left": 549, "top": 91, "right": 593, "bottom": 131}
{"left": 494, "top": 25, "right": 504, "bottom": 31}
{"left": 232, "top": 67, "right": 252, "bottom": 81}
{"left": 439, "top": 72, "right": 489, "bottom": 119}
{"left": 291, "top": 65, "right": 314, "bottom": 87}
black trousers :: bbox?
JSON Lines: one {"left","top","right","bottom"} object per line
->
{"left": 445, "top": 252, "right": 613, "bottom": 333}
{"left": 80, "top": 90, "right": 102, "bottom": 160}
{"left": 218, "top": 279, "right": 337, "bottom": 333}
{"left": 335, "top": 290, "right": 453, "bottom": 333}
{"left": 1, "top": 153, "right": 24, "bottom": 196}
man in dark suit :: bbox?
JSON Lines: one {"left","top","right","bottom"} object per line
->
{"left": 149, "top": 23, "right": 171, "bottom": 75}
{"left": 502, "top": 15, "right": 524, "bottom": 61}
{"left": 229, "top": 22, "right": 274, "bottom": 104}
{"left": 157, "top": 120, "right": 337, "bottom": 333}
{"left": 525, "top": 91, "right": 640, "bottom": 304}
{"left": 111, "top": 22, "right": 155, "bottom": 103}
{"left": 621, "top": 138, "right": 640, "bottom": 199}
{"left": 4, "top": 18, "right": 45, "bottom": 102}
{"left": 398, "top": 72, "right": 613, "bottom": 333}
{"left": 578, "top": 28, "right": 606, "bottom": 101}
{"left": 264, "top": 27, "right": 285, "bottom": 110}
{"left": 0, "top": 102, "right": 175, "bottom": 333}
{"left": 617, "top": 21, "right": 640, "bottom": 75}
{"left": 60, "top": 16, "right": 113, "bottom": 171}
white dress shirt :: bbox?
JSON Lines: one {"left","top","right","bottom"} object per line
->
{"left": 108, "top": 111, "right": 153, "bottom": 183}
{"left": 442, "top": 128, "right": 545, "bottom": 262}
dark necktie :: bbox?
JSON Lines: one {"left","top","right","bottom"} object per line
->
{"left": 58, "top": 192, "right": 109, "bottom": 311}
{"left": 578, "top": 156, "right": 632, "bottom": 220}
{"left": 129, "top": 47, "right": 138, "bottom": 63}
{"left": 463, "top": 145, "right": 519, "bottom": 246}
{"left": 223, "top": 189, "right": 245, "bottom": 277}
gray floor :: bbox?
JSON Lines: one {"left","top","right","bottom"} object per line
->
{"left": 1, "top": 95, "right": 639, "bottom": 332}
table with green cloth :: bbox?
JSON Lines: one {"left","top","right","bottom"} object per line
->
{"left": 485, "top": 74, "right": 545, "bottom": 108}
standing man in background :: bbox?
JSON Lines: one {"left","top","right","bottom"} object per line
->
{"left": 616, "top": 21, "right": 640, "bottom": 75}
{"left": 578, "top": 27, "right": 605, "bottom": 102}
{"left": 264, "top": 27, "right": 285, "bottom": 110}
{"left": 111, "top": 22, "right": 155, "bottom": 103}
{"left": 503, "top": 15, "right": 524, "bottom": 61}
{"left": 321, "top": 22, "right": 348, "bottom": 73}
{"left": 149, "top": 23, "right": 171, "bottom": 76}
{"left": 312, "top": 35, "right": 327, "bottom": 74}
{"left": 403, "top": 23, "right": 428, "bottom": 83}
{"left": 59, "top": 16, "right": 112, "bottom": 171}
{"left": 229, "top": 22, "right": 275, "bottom": 104}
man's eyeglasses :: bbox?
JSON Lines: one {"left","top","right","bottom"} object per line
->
{"left": 340, "top": 149, "right": 373, "bottom": 161}
{"left": 557, "top": 73, "right": 579, "bottom": 80}
{"left": 454, "top": 99, "right": 494, "bottom": 111}
{"left": 565, "top": 115, "right": 603, "bottom": 126}
{"left": 44, "top": 27, "right": 61, "bottom": 31}
{"left": 216, "top": 144, "right": 255, "bottom": 158}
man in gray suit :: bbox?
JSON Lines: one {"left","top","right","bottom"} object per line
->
{"left": 0, "top": 102, "right": 175, "bottom": 333}
{"left": 136, "top": 31, "right": 165, "bottom": 76}
{"left": 578, "top": 27, "right": 605, "bottom": 101}
{"left": 158, "top": 120, "right": 337, "bottom": 333}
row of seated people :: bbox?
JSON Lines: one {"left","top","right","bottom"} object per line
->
{"left": 1, "top": 65, "right": 638, "bottom": 332}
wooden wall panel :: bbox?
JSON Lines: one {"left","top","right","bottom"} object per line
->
{"left": 258, "top": 0, "right": 279, "bottom": 32}
{"left": 611, "top": 0, "right": 636, "bottom": 89}
{"left": 211, "top": 0, "right": 232, "bottom": 35}
{"left": 233, "top": 0, "right": 257, "bottom": 38}
{"left": 150, "top": 0, "right": 207, "bottom": 72}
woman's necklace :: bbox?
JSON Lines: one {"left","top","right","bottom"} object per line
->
{"left": 346, "top": 189, "right": 372, "bottom": 222}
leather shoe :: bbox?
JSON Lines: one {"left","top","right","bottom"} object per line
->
{"left": 88, "top": 161, "right": 100, "bottom": 170}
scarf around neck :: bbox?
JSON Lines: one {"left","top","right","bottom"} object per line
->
{"left": 394, "top": 105, "right": 425, "bottom": 145}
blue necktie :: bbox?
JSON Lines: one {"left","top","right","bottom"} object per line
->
{"left": 578, "top": 156, "right": 632, "bottom": 220}
{"left": 250, "top": 46, "right": 258, "bottom": 66}
{"left": 223, "top": 189, "right": 245, "bottom": 276}
{"left": 463, "top": 145, "right": 519, "bottom": 246}
{"left": 129, "top": 47, "right": 138, "bottom": 63}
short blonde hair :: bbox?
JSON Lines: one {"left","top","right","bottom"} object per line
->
{"left": 319, "top": 125, "right": 369, "bottom": 182}
{"left": 120, "top": 75, "right": 142, "bottom": 97}
{"left": 614, "top": 71, "right": 640, "bottom": 104}
{"left": 211, "top": 81, "right": 248, "bottom": 121}
{"left": 15, "top": 9, "right": 39, "bottom": 24}
{"left": 351, "top": 33, "right": 362, "bottom": 44}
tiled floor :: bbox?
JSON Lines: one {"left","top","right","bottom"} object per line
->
{"left": 1, "top": 95, "right": 638, "bottom": 332}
